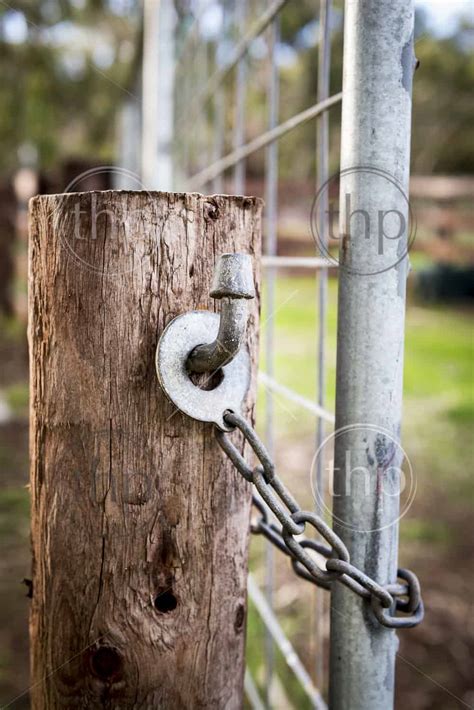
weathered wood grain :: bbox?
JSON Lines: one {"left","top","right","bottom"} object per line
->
{"left": 28, "top": 191, "right": 262, "bottom": 709}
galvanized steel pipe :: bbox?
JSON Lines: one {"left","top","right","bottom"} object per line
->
{"left": 329, "top": 1, "right": 417, "bottom": 708}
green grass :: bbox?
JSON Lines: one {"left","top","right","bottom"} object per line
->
{"left": 408, "top": 250, "right": 436, "bottom": 270}
{"left": 446, "top": 400, "right": 474, "bottom": 424}
{"left": 4, "top": 382, "right": 29, "bottom": 417}
{"left": 245, "top": 601, "right": 313, "bottom": 710}
{"left": 0, "top": 315, "right": 25, "bottom": 343}
{"left": 256, "top": 272, "right": 474, "bottom": 514}
{"left": 0, "top": 487, "right": 29, "bottom": 538}
{"left": 248, "top": 274, "right": 473, "bottom": 703}
{"left": 259, "top": 275, "right": 472, "bottom": 415}
{"left": 403, "top": 305, "right": 473, "bottom": 399}
{"left": 258, "top": 278, "right": 338, "bottom": 434}
{"left": 256, "top": 273, "right": 474, "bottom": 509}
{"left": 400, "top": 518, "right": 454, "bottom": 545}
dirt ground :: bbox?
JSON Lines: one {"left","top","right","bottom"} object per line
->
{"left": 396, "top": 503, "right": 474, "bottom": 709}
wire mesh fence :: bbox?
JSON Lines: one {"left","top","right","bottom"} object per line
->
{"left": 148, "top": 1, "right": 341, "bottom": 706}
{"left": 124, "top": 1, "right": 344, "bottom": 706}
{"left": 168, "top": 3, "right": 341, "bottom": 706}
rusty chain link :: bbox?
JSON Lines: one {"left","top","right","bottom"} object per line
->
{"left": 215, "top": 410, "right": 424, "bottom": 629}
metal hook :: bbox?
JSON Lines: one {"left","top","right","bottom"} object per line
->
{"left": 156, "top": 253, "right": 255, "bottom": 430}
{"left": 186, "top": 253, "right": 255, "bottom": 374}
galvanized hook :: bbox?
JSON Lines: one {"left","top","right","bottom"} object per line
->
{"left": 186, "top": 253, "right": 255, "bottom": 374}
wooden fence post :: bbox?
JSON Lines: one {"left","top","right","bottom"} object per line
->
{"left": 28, "top": 191, "right": 262, "bottom": 708}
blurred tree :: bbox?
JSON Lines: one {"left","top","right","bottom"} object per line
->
{"left": 0, "top": 0, "right": 140, "bottom": 173}
{"left": 411, "top": 21, "right": 474, "bottom": 174}
{"left": 246, "top": 2, "right": 473, "bottom": 180}
{"left": 0, "top": 1, "right": 472, "bottom": 180}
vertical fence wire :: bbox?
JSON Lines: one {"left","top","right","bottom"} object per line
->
{"left": 263, "top": 16, "right": 280, "bottom": 705}
{"left": 176, "top": 6, "right": 201, "bottom": 184}
{"left": 212, "top": 49, "right": 224, "bottom": 192}
{"left": 187, "top": 26, "right": 197, "bottom": 178}
{"left": 244, "top": 668, "right": 267, "bottom": 710}
{"left": 197, "top": 25, "right": 209, "bottom": 174}
{"left": 314, "top": 0, "right": 332, "bottom": 690}
{"left": 232, "top": 0, "right": 247, "bottom": 194}
{"left": 212, "top": 1, "right": 232, "bottom": 193}
{"left": 181, "top": 41, "right": 191, "bottom": 185}
{"left": 154, "top": 1, "right": 340, "bottom": 704}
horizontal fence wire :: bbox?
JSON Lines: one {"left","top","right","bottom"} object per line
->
{"left": 248, "top": 575, "right": 327, "bottom": 710}
{"left": 188, "top": 93, "right": 342, "bottom": 189}
{"left": 262, "top": 256, "right": 333, "bottom": 269}
{"left": 259, "top": 373, "right": 335, "bottom": 424}
{"left": 177, "top": 0, "right": 291, "bottom": 135}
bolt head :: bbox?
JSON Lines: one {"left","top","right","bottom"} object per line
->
{"left": 210, "top": 253, "right": 255, "bottom": 299}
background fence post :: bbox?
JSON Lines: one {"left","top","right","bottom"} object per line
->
{"left": 28, "top": 191, "right": 262, "bottom": 708}
{"left": 329, "top": 0, "right": 416, "bottom": 708}
{"left": 142, "top": 0, "right": 175, "bottom": 190}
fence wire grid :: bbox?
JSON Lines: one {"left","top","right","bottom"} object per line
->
{"left": 121, "top": 1, "right": 344, "bottom": 707}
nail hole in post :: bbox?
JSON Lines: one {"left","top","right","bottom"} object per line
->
{"left": 154, "top": 589, "right": 178, "bottom": 613}
{"left": 89, "top": 646, "right": 123, "bottom": 681}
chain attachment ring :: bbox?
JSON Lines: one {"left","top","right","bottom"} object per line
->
{"left": 156, "top": 312, "right": 251, "bottom": 431}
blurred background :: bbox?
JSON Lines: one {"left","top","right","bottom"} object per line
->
{"left": 0, "top": 0, "right": 472, "bottom": 708}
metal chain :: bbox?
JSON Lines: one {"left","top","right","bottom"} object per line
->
{"left": 215, "top": 410, "right": 424, "bottom": 629}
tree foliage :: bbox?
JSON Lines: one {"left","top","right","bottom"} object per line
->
{"left": 0, "top": 0, "right": 140, "bottom": 173}
{"left": 0, "top": 1, "right": 472, "bottom": 178}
